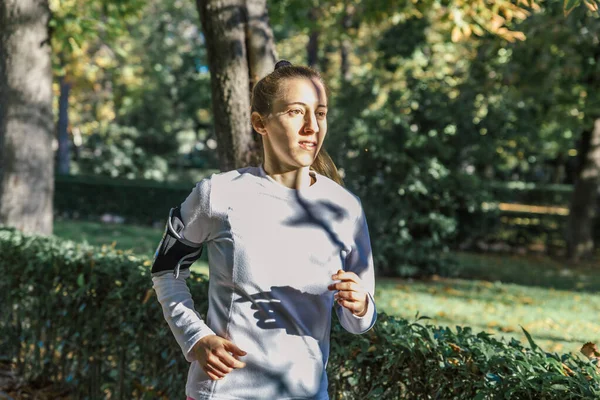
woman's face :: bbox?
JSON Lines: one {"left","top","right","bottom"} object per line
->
{"left": 255, "top": 77, "right": 328, "bottom": 171}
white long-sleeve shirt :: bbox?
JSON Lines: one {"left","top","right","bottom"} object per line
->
{"left": 152, "top": 166, "right": 377, "bottom": 400}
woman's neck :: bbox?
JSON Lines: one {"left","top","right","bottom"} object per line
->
{"left": 262, "top": 163, "right": 314, "bottom": 190}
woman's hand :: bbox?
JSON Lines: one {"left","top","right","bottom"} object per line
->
{"left": 328, "top": 269, "right": 369, "bottom": 317}
{"left": 191, "top": 335, "right": 247, "bottom": 380}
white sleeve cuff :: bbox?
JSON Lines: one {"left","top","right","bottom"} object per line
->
{"left": 152, "top": 270, "right": 215, "bottom": 362}
{"left": 337, "top": 292, "right": 377, "bottom": 334}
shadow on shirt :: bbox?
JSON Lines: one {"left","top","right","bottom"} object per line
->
{"left": 284, "top": 197, "right": 348, "bottom": 251}
{"left": 234, "top": 285, "right": 328, "bottom": 340}
{"left": 233, "top": 285, "right": 329, "bottom": 397}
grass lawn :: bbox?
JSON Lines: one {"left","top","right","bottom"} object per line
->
{"left": 54, "top": 219, "right": 600, "bottom": 355}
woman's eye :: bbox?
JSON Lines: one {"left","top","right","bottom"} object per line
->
{"left": 317, "top": 111, "right": 327, "bottom": 118}
{"left": 289, "top": 109, "right": 303, "bottom": 115}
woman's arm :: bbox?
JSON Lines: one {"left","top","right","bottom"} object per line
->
{"left": 152, "top": 269, "right": 215, "bottom": 362}
{"left": 151, "top": 178, "right": 217, "bottom": 361}
{"left": 333, "top": 204, "right": 377, "bottom": 334}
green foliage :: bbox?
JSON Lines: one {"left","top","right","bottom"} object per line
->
{"left": 114, "top": 0, "right": 214, "bottom": 159}
{"left": 50, "top": 0, "right": 146, "bottom": 74}
{"left": 0, "top": 226, "right": 195, "bottom": 399}
{"left": 53, "top": 174, "right": 200, "bottom": 224}
{"left": 2, "top": 228, "right": 599, "bottom": 399}
{"left": 320, "top": 0, "right": 600, "bottom": 277}
{"left": 377, "top": 17, "right": 429, "bottom": 68}
{"left": 329, "top": 315, "right": 600, "bottom": 399}
{"left": 51, "top": 0, "right": 217, "bottom": 176}
{"left": 328, "top": 54, "right": 495, "bottom": 277}
{"left": 74, "top": 124, "right": 169, "bottom": 180}
{"left": 564, "top": 0, "right": 600, "bottom": 16}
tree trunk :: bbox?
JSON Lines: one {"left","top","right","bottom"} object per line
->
{"left": 246, "top": 0, "right": 277, "bottom": 87}
{"left": 57, "top": 76, "right": 71, "bottom": 175}
{"left": 306, "top": 8, "right": 319, "bottom": 68}
{"left": 566, "top": 118, "right": 600, "bottom": 260}
{"left": 340, "top": 39, "right": 351, "bottom": 82}
{"left": 197, "top": 0, "right": 277, "bottom": 170}
{"left": 0, "top": 0, "right": 54, "bottom": 235}
{"left": 340, "top": 4, "right": 354, "bottom": 82}
{"left": 245, "top": 0, "right": 276, "bottom": 166}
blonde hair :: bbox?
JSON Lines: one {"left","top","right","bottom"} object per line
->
{"left": 251, "top": 61, "right": 343, "bottom": 186}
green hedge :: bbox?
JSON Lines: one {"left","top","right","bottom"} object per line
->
{"left": 54, "top": 174, "right": 583, "bottom": 223}
{"left": 54, "top": 174, "right": 211, "bottom": 224}
{"left": 1, "top": 227, "right": 599, "bottom": 399}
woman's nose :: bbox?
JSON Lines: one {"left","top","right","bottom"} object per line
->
{"left": 303, "top": 112, "right": 319, "bottom": 133}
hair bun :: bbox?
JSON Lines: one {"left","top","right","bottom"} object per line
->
{"left": 274, "top": 60, "right": 292, "bottom": 70}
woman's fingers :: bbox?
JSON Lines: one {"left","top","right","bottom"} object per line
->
{"left": 332, "top": 270, "right": 359, "bottom": 283}
{"left": 207, "top": 354, "right": 233, "bottom": 375}
{"left": 335, "top": 290, "right": 363, "bottom": 302}
{"left": 223, "top": 341, "right": 248, "bottom": 358}
{"left": 336, "top": 298, "right": 362, "bottom": 313}
{"left": 194, "top": 335, "right": 248, "bottom": 381}
{"left": 217, "top": 348, "right": 247, "bottom": 369}
{"left": 328, "top": 281, "right": 359, "bottom": 291}
{"left": 204, "top": 363, "right": 226, "bottom": 380}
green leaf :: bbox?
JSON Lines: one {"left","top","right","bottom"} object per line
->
{"left": 77, "top": 273, "right": 85, "bottom": 288}
{"left": 520, "top": 326, "right": 540, "bottom": 353}
{"left": 551, "top": 384, "right": 568, "bottom": 390}
{"left": 564, "top": 0, "right": 581, "bottom": 16}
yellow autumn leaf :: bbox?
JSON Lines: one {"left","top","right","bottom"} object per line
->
{"left": 562, "top": 362, "right": 575, "bottom": 376}
{"left": 451, "top": 26, "right": 462, "bottom": 42}
{"left": 142, "top": 288, "right": 154, "bottom": 304}
{"left": 584, "top": 0, "right": 599, "bottom": 11}
{"left": 462, "top": 24, "right": 472, "bottom": 38}
{"left": 449, "top": 343, "right": 462, "bottom": 353}
{"left": 490, "top": 14, "right": 506, "bottom": 31}
{"left": 447, "top": 358, "right": 460, "bottom": 366}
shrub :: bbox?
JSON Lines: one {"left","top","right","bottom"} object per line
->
{"left": 0, "top": 226, "right": 197, "bottom": 399}
{"left": 1, "top": 227, "right": 599, "bottom": 399}
{"left": 54, "top": 174, "right": 198, "bottom": 225}
{"left": 75, "top": 125, "right": 170, "bottom": 181}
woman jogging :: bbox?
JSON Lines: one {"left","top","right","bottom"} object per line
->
{"left": 151, "top": 60, "right": 377, "bottom": 400}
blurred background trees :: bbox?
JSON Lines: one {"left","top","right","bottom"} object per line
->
{"left": 0, "top": 0, "right": 598, "bottom": 267}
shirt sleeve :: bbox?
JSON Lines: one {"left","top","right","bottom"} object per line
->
{"left": 151, "top": 178, "right": 217, "bottom": 362}
{"left": 335, "top": 201, "right": 377, "bottom": 334}
{"left": 180, "top": 178, "right": 219, "bottom": 245}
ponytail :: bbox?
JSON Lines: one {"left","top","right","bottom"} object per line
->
{"left": 312, "top": 148, "right": 344, "bottom": 186}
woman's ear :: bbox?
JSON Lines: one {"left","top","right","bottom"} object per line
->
{"left": 251, "top": 112, "right": 268, "bottom": 136}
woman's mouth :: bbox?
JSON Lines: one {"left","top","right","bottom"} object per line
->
{"left": 299, "top": 141, "right": 317, "bottom": 150}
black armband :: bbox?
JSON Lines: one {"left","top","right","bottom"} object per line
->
{"left": 151, "top": 207, "right": 203, "bottom": 278}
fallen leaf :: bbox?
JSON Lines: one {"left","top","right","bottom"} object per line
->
{"left": 449, "top": 343, "right": 462, "bottom": 353}
{"left": 581, "top": 342, "right": 600, "bottom": 360}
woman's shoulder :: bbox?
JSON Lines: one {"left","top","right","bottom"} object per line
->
{"left": 197, "top": 166, "right": 260, "bottom": 186}
{"left": 188, "top": 166, "right": 262, "bottom": 215}
{"left": 194, "top": 166, "right": 261, "bottom": 197}
{"left": 313, "top": 172, "right": 364, "bottom": 217}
